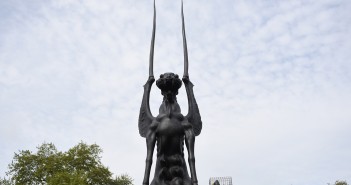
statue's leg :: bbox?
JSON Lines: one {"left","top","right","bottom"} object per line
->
{"left": 143, "top": 130, "right": 157, "bottom": 185}
{"left": 185, "top": 128, "right": 198, "bottom": 185}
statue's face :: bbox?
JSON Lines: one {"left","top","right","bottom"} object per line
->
{"left": 156, "top": 73, "right": 182, "bottom": 99}
{"left": 163, "top": 89, "right": 175, "bottom": 102}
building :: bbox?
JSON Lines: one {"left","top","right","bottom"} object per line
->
{"left": 209, "top": 177, "right": 232, "bottom": 185}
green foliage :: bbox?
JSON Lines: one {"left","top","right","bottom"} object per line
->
{"left": 0, "top": 178, "right": 12, "bottom": 185}
{"left": 2, "top": 142, "right": 133, "bottom": 185}
{"left": 335, "top": 180, "right": 348, "bottom": 185}
{"left": 112, "top": 175, "right": 134, "bottom": 185}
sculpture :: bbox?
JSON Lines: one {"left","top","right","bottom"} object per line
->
{"left": 138, "top": 1, "right": 202, "bottom": 185}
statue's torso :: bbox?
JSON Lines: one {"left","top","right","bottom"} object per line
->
{"left": 156, "top": 111, "right": 184, "bottom": 156}
{"left": 151, "top": 103, "right": 192, "bottom": 185}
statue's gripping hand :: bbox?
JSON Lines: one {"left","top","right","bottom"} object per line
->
{"left": 182, "top": 75, "right": 190, "bottom": 83}
{"left": 147, "top": 76, "right": 155, "bottom": 84}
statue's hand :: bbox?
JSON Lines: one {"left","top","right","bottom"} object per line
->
{"left": 145, "top": 76, "right": 155, "bottom": 85}
{"left": 147, "top": 76, "right": 155, "bottom": 83}
{"left": 182, "top": 76, "right": 190, "bottom": 84}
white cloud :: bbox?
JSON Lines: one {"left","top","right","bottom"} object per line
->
{"left": 1, "top": 0, "right": 351, "bottom": 185}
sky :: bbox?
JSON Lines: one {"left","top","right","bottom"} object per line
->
{"left": 1, "top": 0, "right": 351, "bottom": 185}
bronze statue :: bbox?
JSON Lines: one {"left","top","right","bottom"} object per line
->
{"left": 138, "top": 0, "right": 202, "bottom": 185}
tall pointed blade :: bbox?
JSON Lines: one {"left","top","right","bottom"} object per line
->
{"left": 181, "top": 0, "right": 189, "bottom": 78}
{"left": 149, "top": 0, "right": 156, "bottom": 77}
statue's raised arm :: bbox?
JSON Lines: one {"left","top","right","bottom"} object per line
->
{"left": 138, "top": 0, "right": 156, "bottom": 138}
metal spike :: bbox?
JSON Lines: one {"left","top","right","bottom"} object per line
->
{"left": 181, "top": 0, "right": 189, "bottom": 78}
{"left": 149, "top": 0, "right": 156, "bottom": 77}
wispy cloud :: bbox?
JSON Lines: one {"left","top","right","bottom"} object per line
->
{"left": 1, "top": 0, "right": 351, "bottom": 185}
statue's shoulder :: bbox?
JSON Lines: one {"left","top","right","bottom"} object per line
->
{"left": 150, "top": 120, "right": 159, "bottom": 131}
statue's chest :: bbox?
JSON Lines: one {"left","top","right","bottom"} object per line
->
{"left": 157, "top": 117, "right": 184, "bottom": 137}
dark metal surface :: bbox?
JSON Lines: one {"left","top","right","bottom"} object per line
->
{"left": 148, "top": 0, "right": 156, "bottom": 78}
{"left": 138, "top": 1, "right": 202, "bottom": 185}
{"left": 181, "top": 0, "right": 189, "bottom": 78}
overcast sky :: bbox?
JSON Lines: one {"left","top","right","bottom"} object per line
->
{"left": 1, "top": 0, "right": 351, "bottom": 185}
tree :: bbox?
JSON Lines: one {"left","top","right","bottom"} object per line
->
{"left": 2, "top": 142, "right": 133, "bottom": 185}
{"left": 0, "top": 178, "right": 11, "bottom": 185}
{"left": 335, "top": 181, "right": 348, "bottom": 185}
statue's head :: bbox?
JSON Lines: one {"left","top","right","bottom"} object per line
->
{"left": 156, "top": 72, "right": 182, "bottom": 102}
